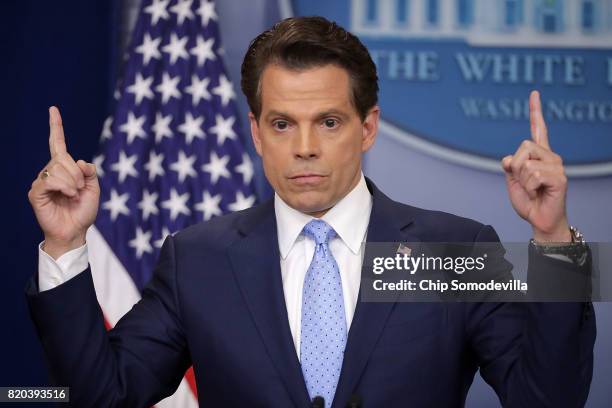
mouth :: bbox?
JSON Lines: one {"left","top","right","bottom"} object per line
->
{"left": 288, "top": 173, "right": 328, "bottom": 185}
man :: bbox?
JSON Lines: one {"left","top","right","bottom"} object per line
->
{"left": 27, "top": 16, "right": 594, "bottom": 407}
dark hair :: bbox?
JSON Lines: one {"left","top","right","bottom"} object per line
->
{"left": 240, "top": 16, "right": 379, "bottom": 121}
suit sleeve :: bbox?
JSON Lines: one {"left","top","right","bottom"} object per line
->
{"left": 465, "top": 225, "right": 596, "bottom": 407}
{"left": 25, "top": 234, "right": 191, "bottom": 407}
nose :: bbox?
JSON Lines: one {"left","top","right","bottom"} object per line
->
{"left": 293, "top": 125, "right": 321, "bottom": 160}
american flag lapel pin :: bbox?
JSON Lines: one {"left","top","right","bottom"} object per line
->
{"left": 396, "top": 243, "right": 412, "bottom": 256}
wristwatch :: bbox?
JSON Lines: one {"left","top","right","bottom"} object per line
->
{"left": 530, "top": 226, "right": 589, "bottom": 266}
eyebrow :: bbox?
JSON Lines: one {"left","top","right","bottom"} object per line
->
{"left": 264, "top": 109, "right": 350, "bottom": 122}
{"left": 264, "top": 110, "right": 292, "bottom": 121}
{"left": 315, "top": 109, "right": 350, "bottom": 121}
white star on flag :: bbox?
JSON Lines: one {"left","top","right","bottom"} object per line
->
{"left": 190, "top": 36, "right": 216, "bottom": 66}
{"left": 135, "top": 33, "right": 162, "bottom": 65}
{"left": 127, "top": 73, "right": 155, "bottom": 105}
{"left": 235, "top": 152, "right": 254, "bottom": 184}
{"left": 144, "top": 0, "right": 170, "bottom": 25}
{"left": 162, "top": 33, "right": 189, "bottom": 65}
{"left": 196, "top": 0, "right": 217, "bottom": 27}
{"left": 228, "top": 191, "right": 256, "bottom": 212}
{"left": 155, "top": 72, "right": 182, "bottom": 104}
{"left": 119, "top": 112, "right": 147, "bottom": 144}
{"left": 161, "top": 188, "right": 191, "bottom": 221}
{"left": 202, "top": 151, "right": 230, "bottom": 184}
{"left": 185, "top": 74, "right": 211, "bottom": 105}
{"left": 170, "top": 150, "right": 197, "bottom": 182}
{"left": 129, "top": 227, "right": 154, "bottom": 258}
{"left": 209, "top": 114, "right": 237, "bottom": 145}
{"left": 154, "top": 227, "right": 172, "bottom": 249}
{"left": 212, "top": 74, "right": 235, "bottom": 106}
{"left": 101, "top": 117, "right": 113, "bottom": 140}
{"left": 178, "top": 112, "right": 205, "bottom": 144}
{"left": 143, "top": 150, "right": 165, "bottom": 181}
{"left": 195, "top": 191, "right": 222, "bottom": 221}
{"left": 152, "top": 112, "right": 173, "bottom": 143}
{"left": 137, "top": 189, "right": 159, "bottom": 220}
{"left": 111, "top": 150, "right": 139, "bottom": 182}
{"left": 102, "top": 189, "right": 130, "bottom": 221}
{"left": 93, "top": 154, "right": 105, "bottom": 177}
{"left": 170, "top": 0, "right": 194, "bottom": 25}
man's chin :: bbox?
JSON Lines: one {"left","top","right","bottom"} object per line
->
{"left": 291, "top": 198, "right": 335, "bottom": 218}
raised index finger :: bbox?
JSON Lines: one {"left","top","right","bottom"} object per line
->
{"left": 529, "top": 90, "right": 550, "bottom": 150}
{"left": 49, "top": 106, "right": 67, "bottom": 158}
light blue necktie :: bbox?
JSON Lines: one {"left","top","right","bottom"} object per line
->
{"left": 300, "top": 219, "right": 347, "bottom": 407}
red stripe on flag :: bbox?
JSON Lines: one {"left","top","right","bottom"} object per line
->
{"left": 184, "top": 367, "right": 198, "bottom": 399}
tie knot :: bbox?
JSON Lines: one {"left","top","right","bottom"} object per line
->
{"left": 303, "top": 219, "right": 336, "bottom": 245}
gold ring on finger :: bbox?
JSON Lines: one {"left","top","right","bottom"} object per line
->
{"left": 41, "top": 169, "right": 50, "bottom": 179}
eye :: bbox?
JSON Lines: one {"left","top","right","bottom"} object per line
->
{"left": 272, "top": 120, "right": 290, "bottom": 131}
{"left": 322, "top": 118, "right": 339, "bottom": 129}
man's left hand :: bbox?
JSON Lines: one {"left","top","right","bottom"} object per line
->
{"left": 502, "top": 91, "right": 571, "bottom": 243}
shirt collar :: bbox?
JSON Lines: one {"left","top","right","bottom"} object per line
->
{"left": 274, "top": 173, "right": 372, "bottom": 259}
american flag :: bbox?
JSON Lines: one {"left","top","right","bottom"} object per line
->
{"left": 86, "top": 0, "right": 256, "bottom": 406}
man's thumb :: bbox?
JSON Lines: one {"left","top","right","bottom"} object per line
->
{"left": 77, "top": 160, "right": 97, "bottom": 179}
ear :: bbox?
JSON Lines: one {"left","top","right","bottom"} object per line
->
{"left": 361, "top": 106, "right": 380, "bottom": 153}
{"left": 248, "top": 112, "right": 263, "bottom": 157}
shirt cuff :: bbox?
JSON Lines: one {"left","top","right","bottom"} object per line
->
{"left": 543, "top": 253, "right": 572, "bottom": 263}
{"left": 38, "top": 242, "right": 89, "bottom": 292}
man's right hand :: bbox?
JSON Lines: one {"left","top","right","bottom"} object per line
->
{"left": 28, "top": 106, "right": 100, "bottom": 260}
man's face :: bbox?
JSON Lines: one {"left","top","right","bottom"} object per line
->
{"left": 249, "top": 64, "right": 379, "bottom": 217}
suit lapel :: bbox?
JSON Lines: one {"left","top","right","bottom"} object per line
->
{"left": 333, "top": 180, "right": 418, "bottom": 407}
{"left": 227, "top": 200, "right": 310, "bottom": 408}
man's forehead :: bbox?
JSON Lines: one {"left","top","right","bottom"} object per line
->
{"left": 261, "top": 64, "right": 349, "bottom": 95}
{"left": 259, "top": 64, "right": 355, "bottom": 114}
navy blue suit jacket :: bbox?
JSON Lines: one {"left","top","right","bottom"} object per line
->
{"left": 26, "top": 180, "right": 596, "bottom": 407}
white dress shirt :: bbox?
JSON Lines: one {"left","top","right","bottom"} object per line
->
{"left": 37, "top": 173, "right": 373, "bottom": 357}
{"left": 38, "top": 241, "right": 88, "bottom": 292}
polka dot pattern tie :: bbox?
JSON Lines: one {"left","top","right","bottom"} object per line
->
{"left": 300, "top": 219, "right": 347, "bottom": 407}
